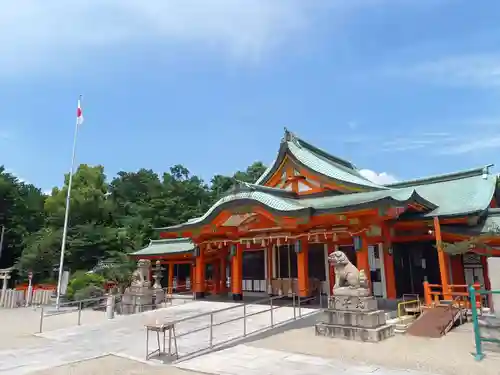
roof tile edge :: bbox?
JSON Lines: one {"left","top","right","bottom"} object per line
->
{"left": 386, "top": 165, "right": 494, "bottom": 188}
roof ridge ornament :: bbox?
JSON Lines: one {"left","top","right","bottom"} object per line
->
{"left": 229, "top": 179, "right": 254, "bottom": 193}
{"left": 482, "top": 164, "right": 494, "bottom": 180}
{"left": 283, "top": 127, "right": 298, "bottom": 144}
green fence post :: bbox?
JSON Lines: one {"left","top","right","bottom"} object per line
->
{"left": 470, "top": 285, "right": 485, "bottom": 361}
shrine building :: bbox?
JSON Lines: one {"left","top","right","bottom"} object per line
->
{"left": 131, "top": 129, "right": 500, "bottom": 303}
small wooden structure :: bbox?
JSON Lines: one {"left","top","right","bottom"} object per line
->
{"left": 145, "top": 321, "right": 178, "bottom": 361}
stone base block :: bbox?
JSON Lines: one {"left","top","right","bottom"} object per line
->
{"left": 315, "top": 322, "right": 394, "bottom": 342}
{"left": 320, "top": 309, "right": 386, "bottom": 328}
{"left": 328, "top": 295, "right": 378, "bottom": 312}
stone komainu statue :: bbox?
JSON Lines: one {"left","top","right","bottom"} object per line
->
{"left": 131, "top": 259, "right": 151, "bottom": 287}
{"left": 328, "top": 250, "right": 369, "bottom": 290}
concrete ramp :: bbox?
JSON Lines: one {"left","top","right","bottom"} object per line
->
{"left": 406, "top": 305, "right": 461, "bottom": 338}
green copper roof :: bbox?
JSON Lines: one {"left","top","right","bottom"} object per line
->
{"left": 130, "top": 238, "right": 195, "bottom": 256}
{"left": 157, "top": 166, "right": 497, "bottom": 233}
{"left": 157, "top": 130, "right": 497, "bottom": 234}
{"left": 405, "top": 169, "right": 496, "bottom": 217}
{"left": 442, "top": 209, "right": 500, "bottom": 236}
{"left": 157, "top": 182, "right": 436, "bottom": 232}
{"left": 255, "top": 129, "right": 386, "bottom": 190}
{"left": 300, "top": 188, "right": 436, "bottom": 212}
{"left": 386, "top": 166, "right": 492, "bottom": 188}
{"left": 161, "top": 183, "right": 312, "bottom": 231}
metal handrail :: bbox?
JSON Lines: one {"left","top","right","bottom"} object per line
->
{"left": 160, "top": 291, "right": 322, "bottom": 361}
{"left": 38, "top": 285, "right": 195, "bottom": 333}
{"left": 165, "top": 293, "right": 287, "bottom": 326}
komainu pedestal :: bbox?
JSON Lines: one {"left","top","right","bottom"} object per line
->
{"left": 122, "top": 259, "right": 154, "bottom": 314}
{"left": 315, "top": 250, "right": 394, "bottom": 342}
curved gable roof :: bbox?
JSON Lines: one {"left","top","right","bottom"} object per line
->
{"left": 256, "top": 129, "right": 386, "bottom": 191}
{"left": 130, "top": 238, "right": 195, "bottom": 256}
{"left": 157, "top": 182, "right": 437, "bottom": 233}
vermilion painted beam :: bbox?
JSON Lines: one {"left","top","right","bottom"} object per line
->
{"left": 434, "top": 217, "right": 451, "bottom": 300}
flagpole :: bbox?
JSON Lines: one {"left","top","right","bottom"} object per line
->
{"left": 55, "top": 96, "right": 82, "bottom": 310}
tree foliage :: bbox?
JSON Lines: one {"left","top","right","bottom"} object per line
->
{"left": 0, "top": 161, "right": 266, "bottom": 283}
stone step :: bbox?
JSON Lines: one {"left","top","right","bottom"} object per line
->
{"left": 399, "top": 314, "right": 416, "bottom": 324}
{"left": 385, "top": 310, "right": 397, "bottom": 320}
{"left": 395, "top": 324, "right": 409, "bottom": 330}
{"left": 386, "top": 317, "right": 399, "bottom": 326}
{"left": 321, "top": 308, "right": 387, "bottom": 328}
{"left": 315, "top": 322, "right": 395, "bottom": 342}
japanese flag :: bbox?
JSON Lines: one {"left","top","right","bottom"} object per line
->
{"left": 76, "top": 98, "right": 84, "bottom": 125}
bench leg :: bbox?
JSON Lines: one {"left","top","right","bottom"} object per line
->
{"left": 168, "top": 327, "right": 172, "bottom": 355}
{"left": 173, "top": 326, "right": 179, "bottom": 359}
{"left": 145, "top": 328, "right": 149, "bottom": 360}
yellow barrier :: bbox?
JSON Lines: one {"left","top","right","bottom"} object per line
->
{"left": 397, "top": 299, "right": 421, "bottom": 318}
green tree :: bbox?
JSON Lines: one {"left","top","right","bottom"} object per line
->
{"left": 0, "top": 166, "right": 45, "bottom": 269}
{"left": 233, "top": 161, "right": 267, "bottom": 183}
{"left": 210, "top": 161, "right": 267, "bottom": 201}
{"left": 17, "top": 165, "right": 118, "bottom": 280}
{"left": 11, "top": 160, "right": 267, "bottom": 283}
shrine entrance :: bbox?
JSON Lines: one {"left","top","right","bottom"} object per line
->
{"left": 242, "top": 249, "right": 266, "bottom": 293}
{"left": 393, "top": 241, "right": 440, "bottom": 297}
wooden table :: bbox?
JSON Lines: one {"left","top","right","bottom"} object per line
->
{"left": 145, "top": 321, "right": 178, "bottom": 360}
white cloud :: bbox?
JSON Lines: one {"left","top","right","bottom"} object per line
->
{"left": 347, "top": 121, "right": 358, "bottom": 130}
{"left": 359, "top": 169, "right": 398, "bottom": 184}
{"left": 0, "top": 1, "right": 327, "bottom": 74}
{"left": 385, "top": 54, "right": 500, "bottom": 87}
{"left": 0, "top": 1, "right": 429, "bottom": 75}
{"left": 439, "top": 135, "right": 500, "bottom": 155}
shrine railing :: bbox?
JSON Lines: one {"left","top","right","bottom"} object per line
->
{"left": 160, "top": 290, "right": 323, "bottom": 362}
{"left": 38, "top": 285, "right": 194, "bottom": 333}
{"left": 423, "top": 282, "right": 480, "bottom": 309}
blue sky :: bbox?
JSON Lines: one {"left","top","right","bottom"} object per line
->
{"left": 1, "top": 0, "right": 500, "bottom": 192}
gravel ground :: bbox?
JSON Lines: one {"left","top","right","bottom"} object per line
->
{"left": 247, "top": 323, "right": 500, "bottom": 375}
{"left": 28, "top": 354, "right": 203, "bottom": 375}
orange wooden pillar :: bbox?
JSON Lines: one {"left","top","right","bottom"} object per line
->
{"left": 194, "top": 245, "right": 206, "bottom": 299}
{"left": 220, "top": 250, "right": 227, "bottom": 293}
{"left": 423, "top": 281, "right": 432, "bottom": 306}
{"left": 267, "top": 244, "right": 273, "bottom": 295}
{"left": 297, "top": 239, "right": 310, "bottom": 297}
{"left": 356, "top": 234, "right": 371, "bottom": 288}
{"left": 433, "top": 217, "right": 451, "bottom": 300}
{"left": 382, "top": 224, "right": 397, "bottom": 299}
{"left": 231, "top": 243, "right": 243, "bottom": 301}
{"left": 168, "top": 262, "right": 174, "bottom": 293}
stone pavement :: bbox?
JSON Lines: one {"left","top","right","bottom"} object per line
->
{"left": 174, "top": 344, "right": 436, "bottom": 375}
{"left": 0, "top": 300, "right": 316, "bottom": 374}
{"left": 27, "top": 355, "right": 202, "bottom": 375}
